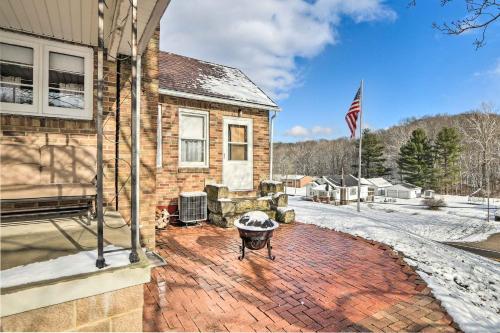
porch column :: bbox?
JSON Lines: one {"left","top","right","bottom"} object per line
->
{"left": 96, "top": 0, "right": 106, "bottom": 268}
{"left": 130, "top": 0, "right": 140, "bottom": 263}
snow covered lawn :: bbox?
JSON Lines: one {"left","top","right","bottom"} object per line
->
{"left": 289, "top": 196, "right": 500, "bottom": 332}
{"left": 284, "top": 186, "right": 307, "bottom": 196}
{"left": 369, "top": 194, "right": 500, "bottom": 242}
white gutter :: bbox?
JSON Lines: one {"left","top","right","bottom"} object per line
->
{"left": 159, "top": 88, "right": 280, "bottom": 112}
{"left": 269, "top": 110, "right": 277, "bottom": 180}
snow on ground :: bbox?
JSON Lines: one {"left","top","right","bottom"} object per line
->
{"left": 289, "top": 196, "right": 500, "bottom": 332}
{"left": 1, "top": 245, "right": 130, "bottom": 288}
{"left": 369, "top": 195, "right": 500, "bottom": 242}
{"left": 285, "top": 186, "right": 307, "bottom": 196}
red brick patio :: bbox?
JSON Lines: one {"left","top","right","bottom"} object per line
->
{"left": 144, "top": 223, "right": 458, "bottom": 332}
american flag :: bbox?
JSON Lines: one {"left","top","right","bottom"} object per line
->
{"left": 345, "top": 87, "right": 362, "bottom": 138}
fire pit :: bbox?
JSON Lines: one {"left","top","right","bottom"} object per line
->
{"left": 234, "top": 211, "right": 279, "bottom": 260}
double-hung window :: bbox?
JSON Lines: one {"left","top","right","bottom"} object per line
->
{"left": 0, "top": 30, "right": 93, "bottom": 119}
{"left": 179, "top": 109, "right": 209, "bottom": 168}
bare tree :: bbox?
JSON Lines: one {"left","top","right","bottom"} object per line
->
{"left": 459, "top": 103, "right": 499, "bottom": 220}
{"left": 410, "top": 0, "right": 500, "bottom": 48}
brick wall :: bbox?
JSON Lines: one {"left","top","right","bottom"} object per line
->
{"left": 0, "top": 28, "right": 159, "bottom": 249}
{"left": 0, "top": 285, "right": 143, "bottom": 332}
{"left": 156, "top": 95, "right": 270, "bottom": 208}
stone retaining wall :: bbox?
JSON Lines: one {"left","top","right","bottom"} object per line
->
{"left": 206, "top": 182, "right": 295, "bottom": 227}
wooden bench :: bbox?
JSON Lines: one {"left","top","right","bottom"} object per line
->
{"left": 0, "top": 144, "right": 97, "bottom": 223}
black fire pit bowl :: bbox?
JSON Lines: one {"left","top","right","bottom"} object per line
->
{"left": 234, "top": 211, "right": 279, "bottom": 260}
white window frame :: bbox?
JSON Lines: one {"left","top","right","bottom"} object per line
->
{"left": 0, "top": 30, "right": 93, "bottom": 120}
{"left": 178, "top": 108, "right": 209, "bottom": 168}
{"left": 0, "top": 33, "right": 40, "bottom": 116}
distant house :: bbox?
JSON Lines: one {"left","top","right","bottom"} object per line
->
{"left": 307, "top": 175, "right": 369, "bottom": 202}
{"left": 365, "top": 177, "right": 393, "bottom": 196}
{"left": 386, "top": 183, "right": 422, "bottom": 199}
{"left": 280, "top": 175, "right": 313, "bottom": 188}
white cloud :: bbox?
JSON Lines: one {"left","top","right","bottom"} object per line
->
{"left": 311, "top": 126, "right": 333, "bottom": 136}
{"left": 285, "top": 125, "right": 310, "bottom": 137}
{"left": 492, "top": 59, "right": 500, "bottom": 75}
{"left": 284, "top": 125, "right": 334, "bottom": 138}
{"left": 473, "top": 58, "right": 500, "bottom": 77}
{"left": 160, "top": 0, "right": 396, "bottom": 100}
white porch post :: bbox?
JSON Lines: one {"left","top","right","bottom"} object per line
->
{"left": 96, "top": 0, "right": 106, "bottom": 269}
{"left": 129, "top": 0, "right": 140, "bottom": 263}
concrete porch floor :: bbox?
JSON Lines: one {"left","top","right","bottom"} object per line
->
{"left": 1, "top": 211, "right": 131, "bottom": 270}
{"left": 144, "top": 223, "right": 459, "bottom": 332}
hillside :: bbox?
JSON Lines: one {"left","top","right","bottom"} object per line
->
{"left": 273, "top": 107, "right": 499, "bottom": 195}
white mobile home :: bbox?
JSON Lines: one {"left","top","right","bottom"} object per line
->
{"left": 366, "top": 178, "right": 393, "bottom": 196}
{"left": 386, "top": 183, "right": 422, "bottom": 199}
{"left": 307, "top": 175, "right": 368, "bottom": 202}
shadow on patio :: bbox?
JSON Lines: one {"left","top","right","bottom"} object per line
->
{"left": 143, "top": 223, "right": 457, "bottom": 332}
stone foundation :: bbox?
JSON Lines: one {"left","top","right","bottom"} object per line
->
{"left": 1, "top": 285, "right": 143, "bottom": 332}
{"left": 260, "top": 181, "right": 284, "bottom": 196}
{"left": 206, "top": 182, "right": 293, "bottom": 227}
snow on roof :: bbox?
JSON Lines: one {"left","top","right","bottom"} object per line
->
{"left": 349, "top": 174, "right": 371, "bottom": 186}
{"left": 367, "top": 177, "right": 393, "bottom": 188}
{"left": 281, "top": 175, "right": 306, "bottom": 180}
{"left": 159, "top": 52, "right": 278, "bottom": 109}
{"left": 401, "top": 182, "right": 421, "bottom": 189}
{"left": 388, "top": 183, "right": 421, "bottom": 191}
{"left": 262, "top": 180, "right": 282, "bottom": 184}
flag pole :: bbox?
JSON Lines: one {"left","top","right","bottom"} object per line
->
{"left": 357, "top": 80, "right": 364, "bottom": 212}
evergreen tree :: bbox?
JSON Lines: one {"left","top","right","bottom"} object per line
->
{"left": 434, "top": 127, "right": 461, "bottom": 194}
{"left": 353, "top": 129, "right": 389, "bottom": 178}
{"left": 397, "top": 128, "right": 434, "bottom": 188}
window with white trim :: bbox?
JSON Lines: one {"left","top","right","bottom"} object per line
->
{"left": 179, "top": 109, "right": 209, "bottom": 168}
{"left": 0, "top": 31, "right": 93, "bottom": 119}
{"left": 0, "top": 43, "right": 34, "bottom": 105}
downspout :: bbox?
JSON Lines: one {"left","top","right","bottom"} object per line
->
{"left": 269, "top": 110, "right": 277, "bottom": 180}
{"left": 115, "top": 58, "right": 121, "bottom": 211}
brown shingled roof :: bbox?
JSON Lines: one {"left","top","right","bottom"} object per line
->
{"left": 159, "top": 52, "right": 278, "bottom": 109}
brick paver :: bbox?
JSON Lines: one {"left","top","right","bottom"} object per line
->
{"left": 144, "top": 223, "right": 458, "bottom": 332}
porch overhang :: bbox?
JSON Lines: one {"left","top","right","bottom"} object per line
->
{"left": 159, "top": 88, "right": 281, "bottom": 112}
{"left": 0, "top": 0, "right": 170, "bottom": 58}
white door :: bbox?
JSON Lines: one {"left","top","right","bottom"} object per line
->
{"left": 223, "top": 117, "right": 253, "bottom": 191}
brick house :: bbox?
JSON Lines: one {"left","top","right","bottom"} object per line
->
{"left": 156, "top": 52, "right": 279, "bottom": 211}
{"left": 0, "top": 0, "right": 169, "bottom": 331}
{"left": 0, "top": 1, "right": 281, "bottom": 331}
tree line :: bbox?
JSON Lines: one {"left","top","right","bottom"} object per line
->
{"left": 273, "top": 103, "right": 499, "bottom": 195}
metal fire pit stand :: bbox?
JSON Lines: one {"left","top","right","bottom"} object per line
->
{"left": 239, "top": 238, "right": 275, "bottom": 261}
{"left": 235, "top": 221, "right": 278, "bottom": 261}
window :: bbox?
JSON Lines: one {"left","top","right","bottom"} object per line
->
{"left": 179, "top": 109, "right": 209, "bottom": 167}
{"left": 0, "top": 31, "right": 93, "bottom": 119}
{"left": 48, "top": 52, "right": 85, "bottom": 109}
{"left": 228, "top": 124, "right": 248, "bottom": 161}
{"left": 0, "top": 43, "right": 34, "bottom": 105}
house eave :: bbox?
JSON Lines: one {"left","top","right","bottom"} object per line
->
{"left": 159, "top": 88, "right": 281, "bottom": 112}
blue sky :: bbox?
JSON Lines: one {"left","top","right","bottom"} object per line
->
{"left": 161, "top": 1, "right": 500, "bottom": 142}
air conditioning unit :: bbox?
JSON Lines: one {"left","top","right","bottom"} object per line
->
{"left": 179, "top": 192, "right": 207, "bottom": 224}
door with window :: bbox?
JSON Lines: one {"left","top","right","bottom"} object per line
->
{"left": 223, "top": 117, "right": 253, "bottom": 191}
